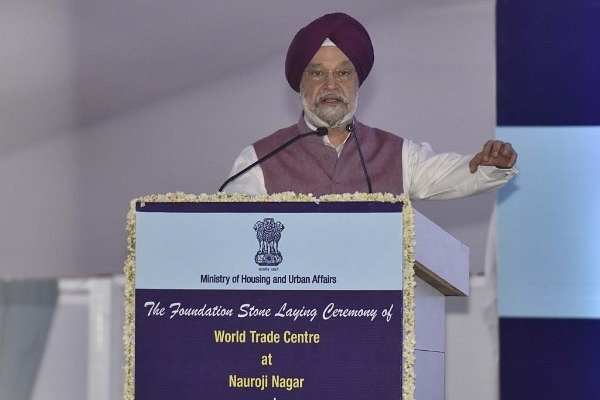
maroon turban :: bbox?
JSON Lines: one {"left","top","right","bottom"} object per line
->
{"left": 285, "top": 13, "right": 374, "bottom": 92}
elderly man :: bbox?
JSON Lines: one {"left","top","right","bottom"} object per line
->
{"left": 223, "top": 12, "right": 518, "bottom": 198}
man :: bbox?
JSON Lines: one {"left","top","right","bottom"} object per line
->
{"left": 224, "top": 12, "right": 518, "bottom": 198}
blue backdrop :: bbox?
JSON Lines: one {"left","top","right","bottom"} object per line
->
{"left": 496, "top": 1, "right": 600, "bottom": 398}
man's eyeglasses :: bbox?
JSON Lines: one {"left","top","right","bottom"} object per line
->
{"left": 304, "top": 67, "right": 356, "bottom": 83}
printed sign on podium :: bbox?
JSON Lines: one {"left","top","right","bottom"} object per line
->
{"left": 124, "top": 193, "right": 416, "bottom": 400}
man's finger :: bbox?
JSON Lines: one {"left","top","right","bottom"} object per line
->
{"left": 469, "top": 153, "right": 482, "bottom": 173}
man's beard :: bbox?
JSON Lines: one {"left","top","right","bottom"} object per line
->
{"left": 300, "top": 88, "right": 358, "bottom": 128}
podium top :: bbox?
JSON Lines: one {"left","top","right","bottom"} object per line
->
{"left": 414, "top": 210, "right": 469, "bottom": 296}
{"left": 132, "top": 194, "right": 468, "bottom": 296}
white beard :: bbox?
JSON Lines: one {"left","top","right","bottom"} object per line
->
{"left": 300, "top": 88, "right": 358, "bottom": 128}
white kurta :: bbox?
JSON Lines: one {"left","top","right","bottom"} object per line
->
{"left": 225, "top": 136, "right": 518, "bottom": 200}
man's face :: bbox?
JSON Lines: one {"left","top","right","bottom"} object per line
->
{"left": 299, "top": 46, "right": 359, "bottom": 128}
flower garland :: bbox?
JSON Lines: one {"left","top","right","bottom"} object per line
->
{"left": 123, "top": 192, "right": 415, "bottom": 400}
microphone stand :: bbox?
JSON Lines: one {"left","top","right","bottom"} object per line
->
{"left": 219, "top": 127, "right": 328, "bottom": 192}
{"left": 347, "top": 123, "right": 373, "bottom": 194}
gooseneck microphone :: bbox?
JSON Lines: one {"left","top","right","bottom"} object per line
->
{"left": 347, "top": 123, "right": 373, "bottom": 194}
{"left": 218, "top": 127, "right": 328, "bottom": 192}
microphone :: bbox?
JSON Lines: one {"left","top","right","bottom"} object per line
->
{"left": 218, "top": 127, "right": 328, "bottom": 192}
{"left": 347, "top": 123, "right": 373, "bottom": 194}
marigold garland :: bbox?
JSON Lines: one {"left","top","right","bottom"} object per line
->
{"left": 123, "top": 192, "right": 415, "bottom": 400}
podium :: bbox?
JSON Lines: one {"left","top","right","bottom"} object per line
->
{"left": 123, "top": 193, "right": 468, "bottom": 400}
{"left": 412, "top": 210, "right": 469, "bottom": 400}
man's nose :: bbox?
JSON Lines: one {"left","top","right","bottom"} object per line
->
{"left": 324, "top": 72, "right": 338, "bottom": 88}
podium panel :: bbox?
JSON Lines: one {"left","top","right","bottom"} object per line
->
{"left": 124, "top": 193, "right": 465, "bottom": 400}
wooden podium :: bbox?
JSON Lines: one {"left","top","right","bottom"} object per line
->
{"left": 124, "top": 193, "right": 468, "bottom": 400}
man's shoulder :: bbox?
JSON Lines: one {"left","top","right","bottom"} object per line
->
{"left": 252, "top": 122, "right": 304, "bottom": 156}
{"left": 254, "top": 123, "right": 299, "bottom": 145}
{"left": 356, "top": 121, "right": 404, "bottom": 142}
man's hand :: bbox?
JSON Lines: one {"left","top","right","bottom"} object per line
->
{"left": 469, "top": 140, "right": 517, "bottom": 173}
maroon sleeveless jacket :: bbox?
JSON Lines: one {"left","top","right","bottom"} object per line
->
{"left": 253, "top": 118, "right": 404, "bottom": 196}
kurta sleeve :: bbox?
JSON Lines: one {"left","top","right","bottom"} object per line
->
{"left": 402, "top": 139, "right": 518, "bottom": 200}
{"left": 222, "top": 145, "right": 267, "bottom": 195}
